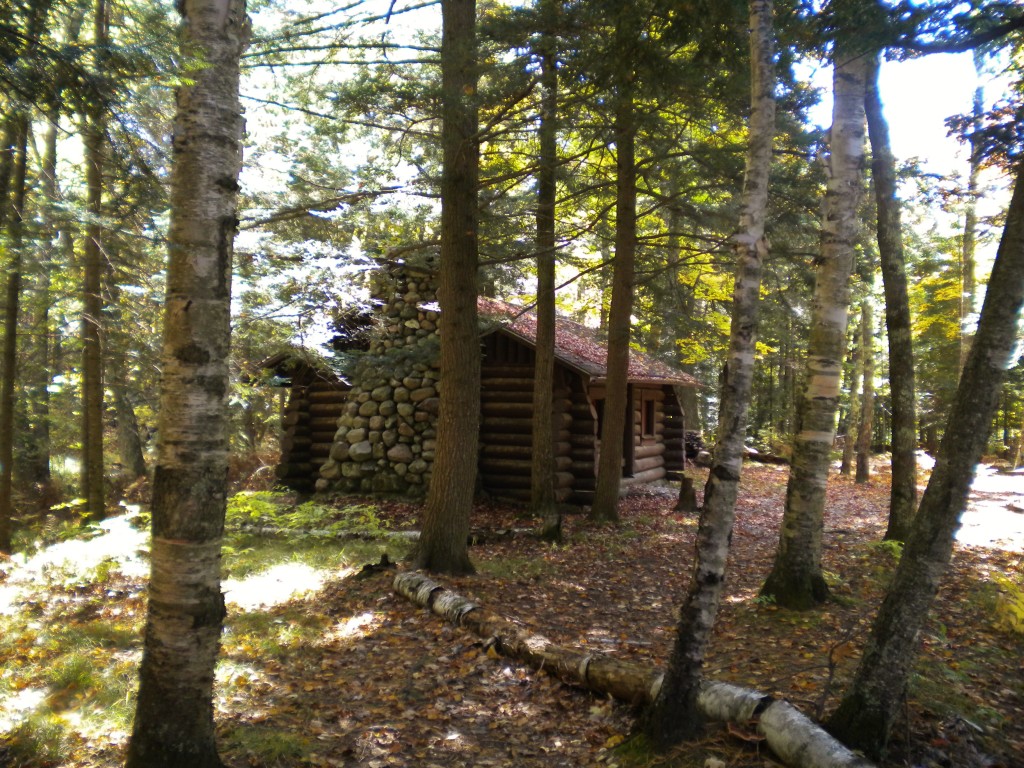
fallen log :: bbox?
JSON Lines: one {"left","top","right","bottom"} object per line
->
{"left": 393, "top": 571, "right": 873, "bottom": 768}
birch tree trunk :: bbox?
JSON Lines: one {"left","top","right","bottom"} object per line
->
{"left": 414, "top": 0, "right": 479, "bottom": 575}
{"left": 81, "top": 0, "right": 108, "bottom": 521}
{"left": 865, "top": 52, "right": 917, "bottom": 540}
{"left": 591, "top": 10, "right": 637, "bottom": 523}
{"left": 828, "top": 157, "right": 1024, "bottom": 761}
{"left": 533, "top": 0, "right": 560, "bottom": 541}
{"left": 855, "top": 298, "right": 874, "bottom": 483}
{"left": 642, "top": 0, "right": 777, "bottom": 748}
{"left": 839, "top": 319, "right": 861, "bottom": 477}
{"left": 762, "top": 41, "right": 867, "bottom": 609}
{"left": 125, "top": 0, "right": 247, "bottom": 764}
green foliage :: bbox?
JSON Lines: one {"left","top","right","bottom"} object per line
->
{"left": 225, "top": 491, "right": 391, "bottom": 538}
{"left": 869, "top": 538, "right": 905, "bottom": 562}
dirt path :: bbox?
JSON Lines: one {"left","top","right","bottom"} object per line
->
{"left": 958, "top": 465, "right": 1024, "bottom": 550}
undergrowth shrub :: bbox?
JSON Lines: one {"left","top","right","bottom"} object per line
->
{"left": 226, "top": 492, "right": 389, "bottom": 538}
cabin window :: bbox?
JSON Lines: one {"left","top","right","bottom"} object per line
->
{"left": 641, "top": 395, "right": 657, "bottom": 438}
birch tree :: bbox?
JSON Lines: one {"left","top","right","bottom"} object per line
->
{"left": 125, "top": 0, "right": 247, "bottom": 763}
{"left": 761, "top": 30, "right": 868, "bottom": 610}
{"left": 642, "top": 0, "right": 776, "bottom": 748}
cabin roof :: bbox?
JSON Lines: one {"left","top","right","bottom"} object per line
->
{"left": 477, "top": 297, "right": 700, "bottom": 388}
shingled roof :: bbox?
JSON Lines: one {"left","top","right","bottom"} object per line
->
{"left": 477, "top": 296, "right": 700, "bottom": 387}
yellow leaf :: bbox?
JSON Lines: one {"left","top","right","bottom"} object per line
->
{"left": 604, "top": 734, "right": 625, "bottom": 749}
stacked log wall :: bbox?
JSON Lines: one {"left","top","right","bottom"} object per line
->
{"left": 663, "top": 386, "right": 686, "bottom": 480}
{"left": 477, "top": 348, "right": 574, "bottom": 503}
{"left": 568, "top": 386, "right": 598, "bottom": 504}
{"left": 621, "top": 387, "right": 666, "bottom": 486}
{"left": 276, "top": 379, "right": 350, "bottom": 492}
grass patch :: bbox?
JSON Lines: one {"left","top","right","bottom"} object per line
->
{"left": 224, "top": 606, "right": 332, "bottom": 658}
{"left": 226, "top": 492, "right": 391, "bottom": 539}
{"left": 223, "top": 724, "right": 313, "bottom": 767}
{"left": 910, "top": 656, "right": 1008, "bottom": 732}
{"left": 223, "top": 534, "right": 410, "bottom": 581}
{"left": 0, "top": 713, "right": 72, "bottom": 768}
{"left": 478, "top": 554, "right": 552, "bottom": 582}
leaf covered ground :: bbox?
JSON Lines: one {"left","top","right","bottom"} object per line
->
{"left": 1, "top": 464, "right": 1022, "bottom": 768}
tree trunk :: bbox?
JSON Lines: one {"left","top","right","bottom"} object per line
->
{"left": 125, "top": 1, "right": 247, "bottom": 765}
{"left": 828, "top": 156, "right": 1024, "bottom": 761}
{"left": 591, "top": 15, "right": 637, "bottom": 523}
{"left": 80, "top": 0, "right": 108, "bottom": 520}
{"left": 0, "top": 116, "right": 29, "bottom": 554}
{"left": 414, "top": 0, "right": 479, "bottom": 575}
{"left": 395, "top": 572, "right": 873, "bottom": 768}
{"left": 762, "top": 41, "right": 867, "bottom": 610}
{"left": 24, "top": 112, "right": 63, "bottom": 489}
{"left": 855, "top": 298, "right": 874, "bottom": 483}
{"left": 865, "top": 53, "right": 917, "bottom": 540}
{"left": 959, "top": 49, "right": 983, "bottom": 376}
{"left": 643, "top": 0, "right": 776, "bottom": 749}
{"left": 114, "top": 382, "right": 148, "bottom": 479}
{"left": 533, "top": 0, "right": 560, "bottom": 542}
{"left": 840, "top": 318, "right": 862, "bottom": 476}
{"left": 105, "top": 281, "right": 148, "bottom": 479}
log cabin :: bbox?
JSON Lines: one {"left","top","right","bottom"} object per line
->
{"left": 269, "top": 263, "right": 700, "bottom": 505}
{"left": 261, "top": 351, "right": 351, "bottom": 494}
{"left": 476, "top": 297, "right": 698, "bottom": 504}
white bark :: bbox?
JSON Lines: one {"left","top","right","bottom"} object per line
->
{"left": 645, "top": 0, "right": 777, "bottom": 747}
{"left": 763, "top": 40, "right": 868, "bottom": 609}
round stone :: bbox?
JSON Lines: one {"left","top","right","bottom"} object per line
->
{"left": 348, "top": 440, "right": 373, "bottom": 461}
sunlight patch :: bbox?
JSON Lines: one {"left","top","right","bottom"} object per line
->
{"left": 222, "top": 563, "right": 328, "bottom": 610}
{"left": 331, "top": 610, "right": 381, "bottom": 639}
{"left": 0, "top": 687, "right": 47, "bottom": 729}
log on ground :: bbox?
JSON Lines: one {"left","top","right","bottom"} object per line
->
{"left": 393, "top": 571, "right": 874, "bottom": 768}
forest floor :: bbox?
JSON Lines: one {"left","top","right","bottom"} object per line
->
{"left": 0, "top": 461, "right": 1022, "bottom": 768}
